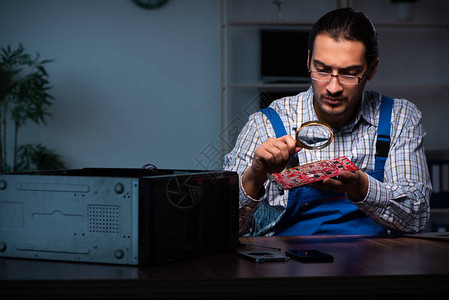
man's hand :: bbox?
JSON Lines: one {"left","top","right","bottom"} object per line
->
{"left": 242, "top": 135, "right": 302, "bottom": 198}
{"left": 311, "top": 170, "right": 369, "bottom": 202}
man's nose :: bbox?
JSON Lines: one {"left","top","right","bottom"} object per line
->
{"left": 326, "top": 75, "right": 344, "bottom": 94}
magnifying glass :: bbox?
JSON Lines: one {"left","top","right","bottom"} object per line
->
{"left": 295, "top": 121, "right": 333, "bottom": 150}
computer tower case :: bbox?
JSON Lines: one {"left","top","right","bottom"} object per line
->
{"left": 0, "top": 168, "right": 239, "bottom": 265}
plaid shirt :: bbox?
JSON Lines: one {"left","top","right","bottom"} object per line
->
{"left": 223, "top": 87, "right": 432, "bottom": 236}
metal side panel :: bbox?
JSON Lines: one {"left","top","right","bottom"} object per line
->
{"left": 0, "top": 174, "right": 139, "bottom": 265}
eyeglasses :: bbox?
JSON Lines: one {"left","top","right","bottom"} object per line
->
{"left": 309, "top": 68, "right": 370, "bottom": 85}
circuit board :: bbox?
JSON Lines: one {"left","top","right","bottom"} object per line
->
{"left": 269, "top": 156, "right": 359, "bottom": 190}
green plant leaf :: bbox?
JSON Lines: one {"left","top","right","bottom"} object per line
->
{"left": 1, "top": 44, "right": 64, "bottom": 173}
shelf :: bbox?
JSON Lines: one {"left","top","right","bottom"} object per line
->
{"left": 374, "top": 22, "right": 449, "bottom": 28}
{"left": 432, "top": 208, "right": 449, "bottom": 213}
{"left": 226, "top": 21, "right": 314, "bottom": 27}
{"left": 228, "top": 82, "right": 311, "bottom": 89}
{"left": 366, "top": 84, "right": 449, "bottom": 90}
{"left": 227, "top": 83, "right": 449, "bottom": 90}
{"left": 225, "top": 20, "right": 449, "bottom": 28}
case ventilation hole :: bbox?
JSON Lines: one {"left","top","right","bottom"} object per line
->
{"left": 88, "top": 205, "right": 119, "bottom": 234}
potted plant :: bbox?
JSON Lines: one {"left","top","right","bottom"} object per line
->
{"left": 0, "top": 44, "right": 65, "bottom": 172}
{"left": 390, "top": 0, "right": 420, "bottom": 21}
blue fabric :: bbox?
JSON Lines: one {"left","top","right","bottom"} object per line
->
{"left": 260, "top": 107, "right": 288, "bottom": 137}
{"left": 377, "top": 95, "right": 393, "bottom": 140}
{"left": 374, "top": 95, "right": 393, "bottom": 181}
{"left": 261, "top": 96, "right": 393, "bottom": 236}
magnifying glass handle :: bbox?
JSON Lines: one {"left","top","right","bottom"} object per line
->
{"left": 286, "top": 154, "right": 299, "bottom": 169}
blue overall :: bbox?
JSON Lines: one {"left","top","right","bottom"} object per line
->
{"left": 259, "top": 95, "right": 393, "bottom": 236}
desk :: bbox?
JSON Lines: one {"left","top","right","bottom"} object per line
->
{"left": 1, "top": 235, "right": 449, "bottom": 299}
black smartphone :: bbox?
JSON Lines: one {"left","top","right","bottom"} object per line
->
{"left": 285, "top": 249, "right": 334, "bottom": 263}
{"left": 237, "top": 251, "right": 290, "bottom": 263}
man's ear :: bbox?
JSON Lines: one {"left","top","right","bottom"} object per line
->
{"left": 307, "top": 50, "right": 311, "bottom": 70}
{"left": 367, "top": 58, "right": 379, "bottom": 80}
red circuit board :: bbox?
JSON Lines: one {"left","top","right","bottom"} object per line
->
{"left": 269, "top": 156, "right": 359, "bottom": 190}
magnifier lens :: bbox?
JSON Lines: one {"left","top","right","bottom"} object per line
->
{"left": 296, "top": 121, "right": 333, "bottom": 150}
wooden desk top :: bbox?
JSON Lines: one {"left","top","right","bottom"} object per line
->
{"left": 1, "top": 235, "right": 449, "bottom": 299}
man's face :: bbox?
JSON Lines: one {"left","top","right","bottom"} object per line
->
{"left": 308, "top": 34, "right": 377, "bottom": 129}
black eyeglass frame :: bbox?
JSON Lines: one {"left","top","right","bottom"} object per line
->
{"left": 308, "top": 62, "right": 373, "bottom": 85}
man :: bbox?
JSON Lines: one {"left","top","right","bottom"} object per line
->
{"left": 223, "top": 7, "right": 431, "bottom": 236}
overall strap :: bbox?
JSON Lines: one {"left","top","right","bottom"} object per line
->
{"left": 260, "top": 107, "right": 288, "bottom": 138}
{"left": 376, "top": 95, "right": 394, "bottom": 158}
{"left": 374, "top": 95, "right": 394, "bottom": 180}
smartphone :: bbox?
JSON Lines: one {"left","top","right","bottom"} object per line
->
{"left": 237, "top": 251, "right": 290, "bottom": 263}
{"left": 285, "top": 249, "right": 334, "bottom": 263}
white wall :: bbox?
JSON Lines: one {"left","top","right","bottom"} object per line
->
{"left": 0, "top": 0, "right": 222, "bottom": 170}
{"left": 1, "top": 0, "right": 448, "bottom": 172}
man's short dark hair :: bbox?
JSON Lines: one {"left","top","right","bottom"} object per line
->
{"left": 308, "top": 7, "right": 379, "bottom": 67}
